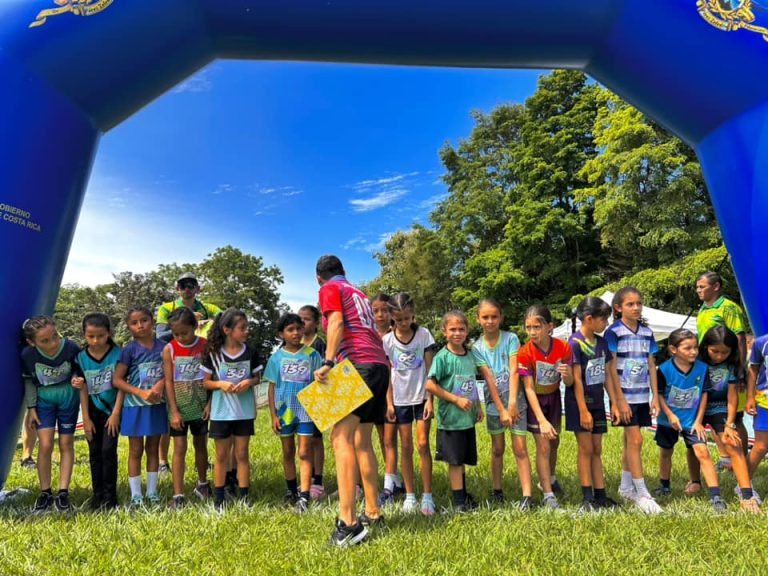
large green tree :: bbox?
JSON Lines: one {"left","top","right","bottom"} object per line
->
{"left": 54, "top": 245, "right": 285, "bottom": 358}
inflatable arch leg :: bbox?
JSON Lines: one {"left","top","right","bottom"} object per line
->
{"left": 0, "top": 55, "right": 99, "bottom": 488}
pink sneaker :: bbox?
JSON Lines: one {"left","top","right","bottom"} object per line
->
{"left": 310, "top": 484, "right": 326, "bottom": 500}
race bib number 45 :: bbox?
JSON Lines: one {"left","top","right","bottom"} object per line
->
{"left": 455, "top": 375, "right": 478, "bottom": 400}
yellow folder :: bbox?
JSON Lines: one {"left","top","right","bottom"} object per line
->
{"left": 297, "top": 359, "right": 373, "bottom": 432}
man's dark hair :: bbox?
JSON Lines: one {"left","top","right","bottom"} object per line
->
{"left": 697, "top": 271, "right": 723, "bottom": 291}
{"left": 316, "top": 255, "right": 345, "bottom": 280}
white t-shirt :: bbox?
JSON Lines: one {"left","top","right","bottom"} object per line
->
{"left": 382, "top": 326, "right": 435, "bottom": 406}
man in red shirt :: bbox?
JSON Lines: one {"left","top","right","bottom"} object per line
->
{"left": 314, "top": 255, "right": 389, "bottom": 547}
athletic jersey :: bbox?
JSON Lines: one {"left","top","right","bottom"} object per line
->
{"left": 518, "top": 338, "right": 572, "bottom": 396}
{"left": 318, "top": 275, "right": 387, "bottom": 365}
{"left": 264, "top": 346, "right": 322, "bottom": 424}
{"left": 383, "top": 326, "right": 435, "bottom": 406}
{"left": 119, "top": 339, "right": 166, "bottom": 408}
{"left": 656, "top": 359, "right": 709, "bottom": 431}
{"left": 471, "top": 331, "right": 520, "bottom": 416}
{"left": 567, "top": 332, "right": 613, "bottom": 409}
{"left": 697, "top": 296, "right": 746, "bottom": 342}
{"left": 704, "top": 362, "right": 738, "bottom": 416}
{"left": 303, "top": 333, "right": 327, "bottom": 358}
{"left": 21, "top": 339, "right": 80, "bottom": 406}
{"left": 427, "top": 346, "right": 478, "bottom": 431}
{"left": 202, "top": 344, "right": 262, "bottom": 421}
{"left": 749, "top": 334, "right": 768, "bottom": 409}
{"left": 167, "top": 337, "right": 208, "bottom": 422}
{"left": 605, "top": 320, "right": 658, "bottom": 405}
{"left": 74, "top": 344, "right": 121, "bottom": 415}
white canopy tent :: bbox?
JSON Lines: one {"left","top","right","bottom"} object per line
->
{"left": 552, "top": 291, "right": 698, "bottom": 342}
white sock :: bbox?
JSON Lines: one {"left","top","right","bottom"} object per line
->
{"left": 632, "top": 478, "right": 650, "bottom": 498}
{"left": 394, "top": 473, "right": 404, "bottom": 488}
{"left": 147, "top": 472, "right": 159, "bottom": 496}
{"left": 620, "top": 470, "right": 633, "bottom": 491}
{"left": 405, "top": 493, "right": 417, "bottom": 503}
{"left": 128, "top": 476, "right": 142, "bottom": 498}
{"left": 421, "top": 492, "right": 433, "bottom": 501}
{"left": 551, "top": 475, "right": 557, "bottom": 484}
{"left": 543, "top": 491, "right": 555, "bottom": 499}
{"left": 384, "top": 473, "right": 396, "bottom": 492}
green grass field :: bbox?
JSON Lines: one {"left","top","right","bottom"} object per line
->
{"left": 2, "top": 410, "right": 766, "bottom": 576}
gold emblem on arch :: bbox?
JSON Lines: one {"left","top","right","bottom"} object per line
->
{"left": 697, "top": 0, "right": 768, "bottom": 41}
{"left": 29, "top": 0, "right": 114, "bottom": 29}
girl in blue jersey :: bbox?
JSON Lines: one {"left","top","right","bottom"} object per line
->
{"left": 654, "top": 329, "right": 725, "bottom": 511}
{"left": 471, "top": 298, "right": 533, "bottom": 510}
{"left": 114, "top": 307, "right": 169, "bottom": 508}
{"left": 696, "top": 326, "right": 759, "bottom": 512}
{"left": 72, "top": 313, "right": 124, "bottom": 510}
{"left": 202, "top": 308, "right": 262, "bottom": 512}
{"left": 605, "top": 287, "right": 661, "bottom": 514}
{"left": 266, "top": 313, "right": 322, "bottom": 513}
{"left": 21, "top": 316, "right": 81, "bottom": 513}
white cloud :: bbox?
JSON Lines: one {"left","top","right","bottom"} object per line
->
{"left": 353, "top": 172, "right": 419, "bottom": 190}
{"left": 342, "top": 232, "right": 394, "bottom": 253}
{"left": 213, "top": 183, "right": 233, "bottom": 195}
{"left": 349, "top": 189, "right": 406, "bottom": 212}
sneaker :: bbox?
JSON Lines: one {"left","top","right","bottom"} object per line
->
{"left": 359, "top": 511, "right": 386, "bottom": 530}
{"left": 551, "top": 479, "right": 565, "bottom": 496}
{"left": 158, "top": 463, "right": 170, "bottom": 475}
{"left": 734, "top": 485, "right": 762, "bottom": 504}
{"left": 684, "top": 481, "right": 702, "bottom": 495}
{"left": 90, "top": 496, "right": 103, "bottom": 511}
{"left": 652, "top": 485, "right": 672, "bottom": 497}
{"left": 402, "top": 497, "right": 418, "bottom": 513}
{"left": 542, "top": 494, "right": 559, "bottom": 510}
{"left": 635, "top": 495, "right": 663, "bottom": 514}
{"left": 171, "top": 495, "right": 185, "bottom": 509}
{"left": 284, "top": 489, "right": 298, "bottom": 505}
{"left": 577, "top": 500, "right": 597, "bottom": 514}
{"left": 392, "top": 482, "right": 405, "bottom": 498}
{"left": 310, "top": 484, "right": 326, "bottom": 500}
{"left": 295, "top": 496, "right": 310, "bottom": 514}
{"left": 20, "top": 457, "right": 36, "bottom": 470}
{"left": 214, "top": 500, "right": 225, "bottom": 516}
{"left": 711, "top": 496, "right": 727, "bottom": 513}
{"left": 516, "top": 496, "right": 534, "bottom": 512}
{"left": 54, "top": 492, "right": 71, "bottom": 512}
{"left": 739, "top": 497, "right": 761, "bottom": 514}
{"left": 490, "top": 491, "right": 505, "bottom": 505}
{"left": 130, "top": 495, "right": 144, "bottom": 509}
{"left": 100, "top": 498, "right": 118, "bottom": 511}
{"left": 377, "top": 488, "right": 394, "bottom": 507}
{"left": 420, "top": 497, "right": 436, "bottom": 516}
{"left": 618, "top": 486, "right": 637, "bottom": 502}
{"left": 32, "top": 492, "right": 53, "bottom": 514}
{"left": 193, "top": 482, "right": 210, "bottom": 500}
{"left": 147, "top": 493, "right": 162, "bottom": 506}
{"left": 594, "top": 496, "right": 619, "bottom": 510}
{"left": 329, "top": 517, "right": 368, "bottom": 548}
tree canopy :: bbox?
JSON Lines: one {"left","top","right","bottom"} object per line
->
{"left": 365, "top": 71, "right": 739, "bottom": 337}
{"left": 55, "top": 245, "right": 286, "bottom": 360}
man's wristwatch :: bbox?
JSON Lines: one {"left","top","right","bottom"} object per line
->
{"left": 726, "top": 422, "right": 737, "bottom": 430}
{"left": 322, "top": 360, "right": 335, "bottom": 369}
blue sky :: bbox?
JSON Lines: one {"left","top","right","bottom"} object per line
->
{"left": 62, "top": 61, "right": 543, "bottom": 310}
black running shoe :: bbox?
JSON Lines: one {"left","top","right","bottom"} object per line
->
{"left": 54, "top": 491, "right": 70, "bottom": 512}
{"left": 595, "top": 496, "right": 619, "bottom": 510}
{"left": 358, "top": 511, "right": 386, "bottom": 530}
{"left": 329, "top": 517, "right": 368, "bottom": 548}
{"left": 32, "top": 492, "right": 53, "bottom": 514}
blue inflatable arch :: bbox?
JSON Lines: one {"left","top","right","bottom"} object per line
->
{"left": 1, "top": 0, "right": 768, "bottom": 488}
